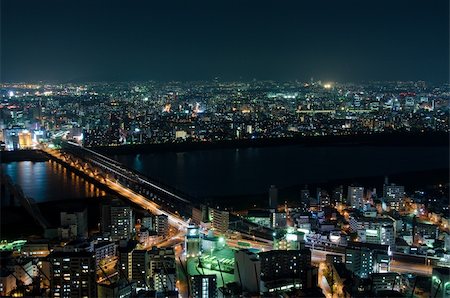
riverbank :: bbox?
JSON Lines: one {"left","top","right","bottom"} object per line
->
{"left": 93, "top": 131, "right": 449, "bottom": 155}
{"left": 207, "top": 167, "right": 449, "bottom": 210}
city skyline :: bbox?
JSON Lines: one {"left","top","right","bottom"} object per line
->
{"left": 0, "top": 1, "right": 449, "bottom": 297}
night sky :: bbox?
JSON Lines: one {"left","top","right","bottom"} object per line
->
{"left": 1, "top": 0, "right": 448, "bottom": 83}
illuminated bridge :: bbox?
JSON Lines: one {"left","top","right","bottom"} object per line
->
{"left": 49, "top": 141, "right": 194, "bottom": 225}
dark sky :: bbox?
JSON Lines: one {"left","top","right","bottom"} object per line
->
{"left": 1, "top": 0, "right": 448, "bottom": 83}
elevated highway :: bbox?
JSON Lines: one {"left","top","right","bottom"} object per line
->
{"left": 42, "top": 142, "right": 192, "bottom": 228}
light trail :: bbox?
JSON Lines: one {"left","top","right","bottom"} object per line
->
{"left": 43, "top": 147, "right": 189, "bottom": 229}
{"left": 67, "top": 141, "right": 191, "bottom": 204}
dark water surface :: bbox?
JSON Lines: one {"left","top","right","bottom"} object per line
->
{"left": 112, "top": 145, "right": 449, "bottom": 198}
{"left": 1, "top": 145, "right": 447, "bottom": 204}
{"left": 1, "top": 160, "right": 105, "bottom": 203}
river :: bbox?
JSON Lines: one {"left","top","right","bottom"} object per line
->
{"left": 1, "top": 145, "right": 448, "bottom": 204}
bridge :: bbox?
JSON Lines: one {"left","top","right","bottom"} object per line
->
{"left": 42, "top": 141, "right": 193, "bottom": 228}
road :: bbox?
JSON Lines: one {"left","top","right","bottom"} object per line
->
{"left": 311, "top": 248, "right": 432, "bottom": 277}
{"left": 390, "top": 260, "right": 432, "bottom": 276}
{"left": 43, "top": 147, "right": 189, "bottom": 229}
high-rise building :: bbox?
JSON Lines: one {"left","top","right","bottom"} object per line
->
{"left": 269, "top": 185, "right": 278, "bottom": 209}
{"left": 131, "top": 249, "right": 150, "bottom": 290}
{"left": 259, "top": 249, "right": 316, "bottom": 293}
{"left": 94, "top": 241, "right": 116, "bottom": 267}
{"left": 348, "top": 186, "right": 364, "bottom": 210}
{"left": 118, "top": 241, "right": 149, "bottom": 290}
{"left": 332, "top": 185, "right": 344, "bottom": 204}
{"left": 111, "top": 202, "right": 134, "bottom": 241}
{"left": 210, "top": 208, "right": 229, "bottom": 234}
{"left": 185, "top": 225, "right": 201, "bottom": 258}
{"left": 271, "top": 212, "right": 287, "bottom": 229}
{"left": 141, "top": 214, "right": 154, "bottom": 231}
{"left": 234, "top": 249, "right": 261, "bottom": 294}
{"left": 383, "top": 183, "right": 405, "bottom": 211}
{"left": 118, "top": 241, "right": 136, "bottom": 282}
{"left": 190, "top": 274, "right": 218, "bottom": 298}
{"left": 344, "top": 242, "right": 390, "bottom": 278}
{"left": 155, "top": 214, "right": 169, "bottom": 237}
{"left": 153, "top": 268, "right": 177, "bottom": 293}
{"left": 49, "top": 251, "right": 96, "bottom": 298}
{"left": 60, "top": 209, "right": 88, "bottom": 239}
{"left": 192, "top": 205, "right": 209, "bottom": 225}
{"left": 18, "top": 130, "right": 32, "bottom": 149}
{"left": 148, "top": 247, "right": 175, "bottom": 282}
{"left": 350, "top": 215, "right": 396, "bottom": 250}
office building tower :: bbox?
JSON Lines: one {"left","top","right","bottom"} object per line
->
{"left": 118, "top": 241, "right": 149, "bottom": 290}
{"left": 192, "top": 205, "right": 209, "bottom": 225}
{"left": 210, "top": 208, "right": 229, "bottom": 234}
{"left": 379, "top": 223, "right": 395, "bottom": 249}
{"left": 348, "top": 186, "right": 364, "bottom": 210}
{"left": 344, "top": 242, "right": 390, "bottom": 278}
{"left": 332, "top": 185, "right": 344, "bottom": 204}
{"left": 118, "top": 241, "right": 137, "bottom": 283}
{"left": 111, "top": 202, "right": 134, "bottom": 241}
{"left": 383, "top": 183, "right": 405, "bottom": 211}
{"left": 190, "top": 274, "right": 218, "bottom": 298}
{"left": 155, "top": 214, "right": 169, "bottom": 237}
{"left": 148, "top": 247, "right": 176, "bottom": 281}
{"left": 192, "top": 207, "right": 203, "bottom": 225}
{"left": 153, "top": 268, "right": 177, "bottom": 293}
{"left": 259, "top": 249, "right": 317, "bottom": 293}
{"left": 131, "top": 249, "right": 150, "bottom": 290}
{"left": 269, "top": 185, "right": 278, "bottom": 209}
{"left": 234, "top": 249, "right": 261, "bottom": 294}
{"left": 18, "top": 130, "right": 32, "bottom": 149}
{"left": 49, "top": 251, "right": 96, "bottom": 298}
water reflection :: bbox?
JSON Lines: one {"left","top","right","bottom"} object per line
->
{"left": 2, "top": 161, "right": 106, "bottom": 203}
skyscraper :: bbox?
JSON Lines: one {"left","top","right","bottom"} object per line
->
{"left": 111, "top": 201, "right": 134, "bottom": 241}
{"left": 259, "top": 249, "right": 316, "bottom": 293}
{"left": 234, "top": 249, "right": 261, "bottom": 294}
{"left": 210, "top": 208, "right": 229, "bottom": 235}
{"left": 155, "top": 214, "right": 169, "bottom": 237}
{"left": 49, "top": 251, "right": 96, "bottom": 298}
{"left": 383, "top": 183, "right": 405, "bottom": 211}
{"left": 348, "top": 186, "right": 364, "bottom": 210}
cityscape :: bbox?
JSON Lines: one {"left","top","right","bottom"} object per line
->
{"left": 1, "top": 1, "right": 449, "bottom": 298}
